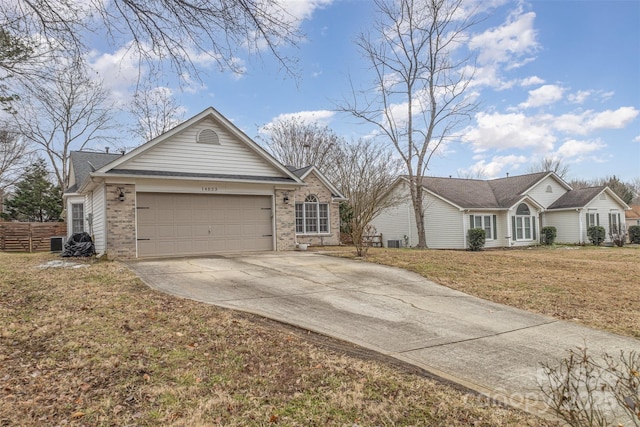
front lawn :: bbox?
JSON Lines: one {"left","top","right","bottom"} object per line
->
{"left": 0, "top": 252, "right": 553, "bottom": 426}
{"left": 328, "top": 245, "right": 640, "bottom": 338}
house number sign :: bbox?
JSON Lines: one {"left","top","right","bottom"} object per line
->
{"left": 202, "top": 186, "right": 219, "bottom": 192}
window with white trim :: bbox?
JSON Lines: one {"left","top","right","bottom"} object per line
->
{"left": 469, "top": 214, "right": 496, "bottom": 240}
{"left": 71, "top": 203, "right": 84, "bottom": 234}
{"left": 586, "top": 212, "right": 599, "bottom": 227}
{"left": 512, "top": 203, "right": 536, "bottom": 241}
{"left": 609, "top": 212, "right": 621, "bottom": 234}
{"left": 295, "top": 194, "right": 329, "bottom": 234}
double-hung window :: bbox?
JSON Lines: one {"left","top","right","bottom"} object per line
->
{"left": 609, "top": 212, "right": 621, "bottom": 234}
{"left": 295, "top": 195, "right": 329, "bottom": 234}
{"left": 586, "top": 212, "right": 599, "bottom": 227}
{"left": 512, "top": 203, "right": 536, "bottom": 241}
{"left": 469, "top": 214, "right": 496, "bottom": 240}
{"left": 71, "top": 203, "right": 84, "bottom": 234}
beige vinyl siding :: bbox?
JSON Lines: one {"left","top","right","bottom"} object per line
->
{"left": 424, "top": 194, "right": 464, "bottom": 249}
{"left": 90, "top": 186, "right": 106, "bottom": 254}
{"left": 526, "top": 176, "right": 569, "bottom": 208}
{"left": 65, "top": 195, "right": 84, "bottom": 237}
{"left": 583, "top": 193, "right": 624, "bottom": 243}
{"left": 544, "top": 210, "right": 581, "bottom": 243}
{"left": 117, "top": 117, "right": 282, "bottom": 177}
{"left": 371, "top": 183, "right": 417, "bottom": 247}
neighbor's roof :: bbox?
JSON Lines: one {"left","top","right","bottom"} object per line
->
{"left": 547, "top": 186, "right": 606, "bottom": 210}
{"left": 419, "top": 172, "right": 552, "bottom": 209}
{"left": 65, "top": 151, "right": 122, "bottom": 193}
{"left": 625, "top": 205, "right": 640, "bottom": 220}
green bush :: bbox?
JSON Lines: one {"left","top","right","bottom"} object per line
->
{"left": 541, "top": 226, "right": 557, "bottom": 245}
{"left": 467, "top": 228, "right": 486, "bottom": 251}
{"left": 587, "top": 226, "right": 606, "bottom": 246}
{"left": 629, "top": 225, "right": 640, "bottom": 244}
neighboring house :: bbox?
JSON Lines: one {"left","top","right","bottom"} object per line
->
{"left": 372, "top": 172, "right": 630, "bottom": 249}
{"left": 625, "top": 205, "right": 640, "bottom": 229}
{"left": 64, "top": 107, "right": 345, "bottom": 258}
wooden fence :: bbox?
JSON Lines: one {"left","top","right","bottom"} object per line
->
{"left": 0, "top": 222, "right": 67, "bottom": 253}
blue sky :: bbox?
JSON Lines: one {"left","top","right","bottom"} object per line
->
{"left": 87, "top": 0, "right": 640, "bottom": 182}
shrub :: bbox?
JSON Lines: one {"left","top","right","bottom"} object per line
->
{"left": 541, "top": 226, "right": 557, "bottom": 245}
{"left": 467, "top": 228, "right": 486, "bottom": 251}
{"left": 609, "top": 224, "right": 626, "bottom": 247}
{"left": 587, "top": 226, "right": 606, "bottom": 246}
{"left": 539, "top": 347, "right": 640, "bottom": 427}
{"left": 629, "top": 225, "right": 640, "bottom": 244}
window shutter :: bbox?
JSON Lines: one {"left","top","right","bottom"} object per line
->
{"left": 532, "top": 217, "right": 537, "bottom": 240}
{"left": 492, "top": 215, "right": 497, "bottom": 240}
{"left": 469, "top": 215, "right": 474, "bottom": 229}
{"left": 596, "top": 213, "right": 600, "bottom": 226}
{"left": 586, "top": 213, "right": 590, "bottom": 227}
{"left": 511, "top": 216, "right": 516, "bottom": 241}
{"left": 608, "top": 213, "right": 612, "bottom": 233}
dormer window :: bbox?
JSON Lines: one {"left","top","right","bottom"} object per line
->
{"left": 197, "top": 128, "right": 220, "bottom": 145}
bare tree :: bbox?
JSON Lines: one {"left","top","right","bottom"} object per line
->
{"left": 0, "top": 0, "right": 302, "bottom": 79}
{"left": 339, "top": 0, "right": 478, "bottom": 248}
{"left": 258, "top": 117, "right": 344, "bottom": 179}
{"left": 130, "top": 83, "right": 185, "bottom": 142}
{"left": 0, "top": 122, "right": 33, "bottom": 192}
{"left": 528, "top": 157, "right": 570, "bottom": 179}
{"left": 335, "top": 139, "right": 404, "bottom": 256}
{"left": 12, "top": 58, "right": 114, "bottom": 189}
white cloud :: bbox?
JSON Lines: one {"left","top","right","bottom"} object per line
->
{"left": 555, "top": 139, "right": 606, "bottom": 158}
{"left": 87, "top": 44, "right": 144, "bottom": 102}
{"left": 462, "top": 154, "right": 529, "bottom": 179}
{"left": 519, "top": 84, "right": 564, "bottom": 109}
{"left": 567, "top": 90, "right": 592, "bottom": 104}
{"left": 462, "top": 111, "right": 556, "bottom": 153}
{"left": 634, "top": 135, "right": 640, "bottom": 143}
{"left": 259, "top": 109, "right": 335, "bottom": 133}
{"left": 469, "top": 8, "right": 539, "bottom": 67}
{"left": 552, "top": 106, "right": 639, "bottom": 134}
{"left": 277, "top": 0, "right": 334, "bottom": 22}
{"left": 519, "top": 76, "right": 545, "bottom": 87}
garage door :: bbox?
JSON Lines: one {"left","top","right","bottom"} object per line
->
{"left": 136, "top": 193, "right": 273, "bottom": 257}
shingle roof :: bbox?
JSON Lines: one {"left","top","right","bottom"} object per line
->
{"left": 626, "top": 205, "right": 640, "bottom": 220}
{"left": 418, "top": 172, "right": 550, "bottom": 209}
{"left": 286, "top": 165, "right": 313, "bottom": 179}
{"left": 66, "top": 151, "right": 123, "bottom": 193}
{"left": 547, "top": 186, "right": 607, "bottom": 210}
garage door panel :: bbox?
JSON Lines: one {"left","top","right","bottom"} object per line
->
{"left": 137, "top": 193, "right": 273, "bottom": 257}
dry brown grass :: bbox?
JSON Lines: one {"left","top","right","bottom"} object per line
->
{"left": 0, "top": 252, "right": 554, "bottom": 426}
{"left": 325, "top": 245, "right": 640, "bottom": 338}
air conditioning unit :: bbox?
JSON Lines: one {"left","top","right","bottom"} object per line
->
{"left": 50, "top": 236, "right": 66, "bottom": 252}
{"left": 387, "top": 239, "right": 402, "bottom": 248}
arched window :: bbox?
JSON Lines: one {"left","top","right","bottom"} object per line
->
{"left": 295, "top": 194, "right": 329, "bottom": 234}
{"left": 513, "top": 203, "right": 535, "bottom": 241}
{"left": 516, "top": 203, "right": 530, "bottom": 215}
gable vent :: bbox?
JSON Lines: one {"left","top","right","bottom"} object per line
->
{"left": 197, "top": 128, "right": 220, "bottom": 145}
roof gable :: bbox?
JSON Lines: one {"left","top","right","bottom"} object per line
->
{"left": 548, "top": 186, "right": 630, "bottom": 210}
{"left": 65, "top": 151, "right": 123, "bottom": 193}
{"left": 289, "top": 165, "right": 346, "bottom": 200}
{"left": 99, "top": 107, "right": 302, "bottom": 183}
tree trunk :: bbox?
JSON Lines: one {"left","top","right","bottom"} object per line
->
{"left": 409, "top": 177, "right": 428, "bottom": 248}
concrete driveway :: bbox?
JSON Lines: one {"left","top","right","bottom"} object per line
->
{"left": 128, "top": 251, "right": 639, "bottom": 418}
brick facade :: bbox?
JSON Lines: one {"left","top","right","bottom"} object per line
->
{"left": 292, "top": 171, "right": 341, "bottom": 247}
{"left": 274, "top": 189, "right": 296, "bottom": 251}
{"left": 105, "top": 183, "right": 136, "bottom": 259}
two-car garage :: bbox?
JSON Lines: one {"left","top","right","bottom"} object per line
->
{"left": 136, "top": 193, "right": 274, "bottom": 257}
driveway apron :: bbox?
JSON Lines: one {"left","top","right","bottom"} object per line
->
{"left": 128, "top": 252, "right": 640, "bottom": 419}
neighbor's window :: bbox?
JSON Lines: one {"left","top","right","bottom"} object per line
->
{"left": 295, "top": 194, "right": 329, "bottom": 234}
{"left": 71, "top": 203, "right": 84, "bottom": 234}
{"left": 513, "top": 203, "right": 536, "bottom": 241}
